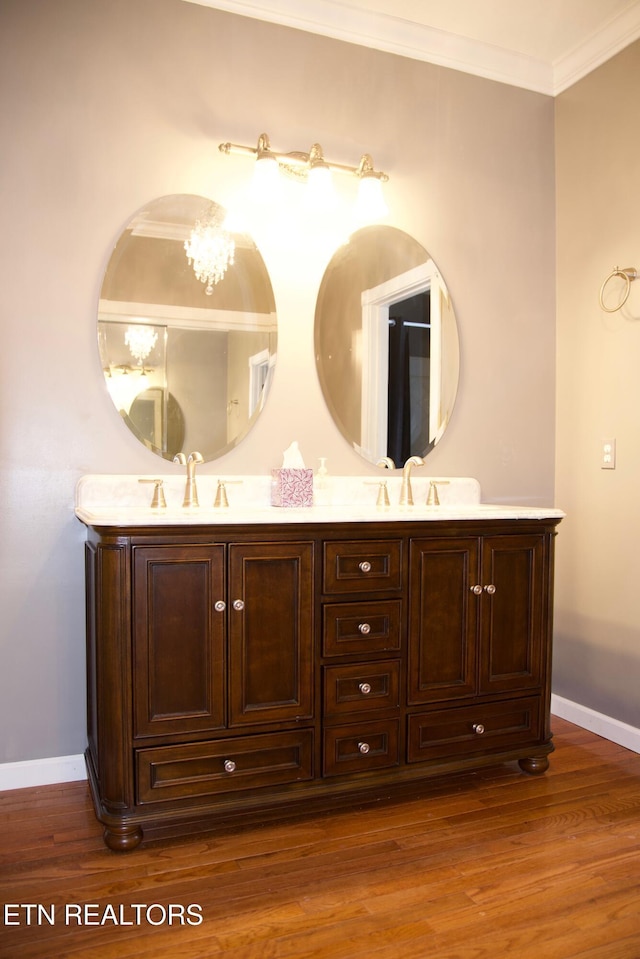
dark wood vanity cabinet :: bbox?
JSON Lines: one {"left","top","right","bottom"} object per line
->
{"left": 132, "top": 544, "right": 227, "bottom": 738}
{"left": 408, "top": 534, "right": 547, "bottom": 702}
{"left": 82, "top": 517, "right": 560, "bottom": 850}
{"left": 321, "top": 538, "right": 403, "bottom": 779}
{"left": 407, "top": 534, "right": 550, "bottom": 769}
{"left": 133, "top": 540, "right": 314, "bottom": 734}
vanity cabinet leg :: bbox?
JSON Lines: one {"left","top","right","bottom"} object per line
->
{"left": 103, "top": 823, "right": 144, "bottom": 852}
{"left": 518, "top": 755, "right": 550, "bottom": 775}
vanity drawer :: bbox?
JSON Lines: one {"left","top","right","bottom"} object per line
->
{"left": 323, "top": 600, "right": 402, "bottom": 656}
{"left": 323, "top": 719, "right": 399, "bottom": 777}
{"left": 135, "top": 730, "right": 314, "bottom": 804}
{"left": 323, "top": 661, "right": 400, "bottom": 718}
{"left": 323, "top": 540, "right": 403, "bottom": 594}
{"left": 407, "top": 697, "right": 541, "bottom": 763}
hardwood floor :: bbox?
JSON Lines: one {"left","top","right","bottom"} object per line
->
{"left": 1, "top": 717, "right": 639, "bottom": 959}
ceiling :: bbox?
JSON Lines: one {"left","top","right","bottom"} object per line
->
{"left": 184, "top": 0, "right": 640, "bottom": 94}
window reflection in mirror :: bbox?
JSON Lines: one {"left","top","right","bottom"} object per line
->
{"left": 314, "top": 226, "right": 459, "bottom": 466}
{"left": 98, "top": 195, "right": 277, "bottom": 462}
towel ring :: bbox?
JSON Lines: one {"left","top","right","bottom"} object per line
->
{"left": 599, "top": 266, "right": 638, "bottom": 313}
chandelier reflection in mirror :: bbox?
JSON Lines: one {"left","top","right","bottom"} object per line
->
{"left": 219, "top": 133, "right": 389, "bottom": 224}
{"left": 125, "top": 325, "right": 158, "bottom": 362}
{"left": 184, "top": 202, "right": 236, "bottom": 294}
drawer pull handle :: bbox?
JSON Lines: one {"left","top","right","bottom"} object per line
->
{"left": 223, "top": 759, "right": 236, "bottom": 773}
{"left": 473, "top": 723, "right": 485, "bottom": 735}
{"left": 359, "top": 561, "right": 372, "bottom": 573}
{"left": 214, "top": 600, "right": 226, "bottom": 612}
{"left": 359, "top": 682, "right": 372, "bottom": 695}
{"left": 358, "top": 741, "right": 370, "bottom": 754}
{"left": 484, "top": 584, "right": 496, "bottom": 595}
{"left": 470, "top": 584, "right": 483, "bottom": 595}
{"left": 358, "top": 622, "right": 371, "bottom": 635}
{"left": 233, "top": 599, "right": 245, "bottom": 611}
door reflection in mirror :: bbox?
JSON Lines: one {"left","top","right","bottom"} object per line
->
{"left": 387, "top": 290, "right": 430, "bottom": 465}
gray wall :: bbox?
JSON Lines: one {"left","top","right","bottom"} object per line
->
{"left": 0, "top": 0, "right": 556, "bottom": 764}
{"left": 555, "top": 41, "right": 640, "bottom": 728}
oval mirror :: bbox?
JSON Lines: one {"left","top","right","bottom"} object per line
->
{"left": 315, "top": 225, "right": 459, "bottom": 467}
{"left": 98, "top": 194, "right": 277, "bottom": 462}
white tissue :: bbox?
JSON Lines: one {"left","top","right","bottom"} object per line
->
{"left": 282, "top": 441, "right": 306, "bottom": 468}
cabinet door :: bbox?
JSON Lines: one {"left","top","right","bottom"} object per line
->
{"left": 228, "top": 542, "right": 314, "bottom": 726}
{"left": 133, "top": 545, "right": 226, "bottom": 737}
{"left": 478, "top": 534, "right": 545, "bottom": 693}
{"left": 408, "top": 538, "right": 479, "bottom": 704}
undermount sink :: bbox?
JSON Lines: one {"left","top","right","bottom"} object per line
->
{"left": 74, "top": 474, "right": 564, "bottom": 526}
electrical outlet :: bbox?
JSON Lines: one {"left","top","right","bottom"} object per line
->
{"left": 601, "top": 438, "right": 616, "bottom": 470}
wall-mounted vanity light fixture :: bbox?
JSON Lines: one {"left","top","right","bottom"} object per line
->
{"left": 104, "top": 366, "right": 150, "bottom": 414}
{"left": 219, "top": 133, "right": 389, "bottom": 223}
{"left": 599, "top": 265, "right": 638, "bottom": 312}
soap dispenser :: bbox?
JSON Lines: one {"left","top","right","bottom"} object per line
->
{"left": 315, "top": 457, "right": 330, "bottom": 505}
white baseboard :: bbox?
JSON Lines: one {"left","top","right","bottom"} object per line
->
{"left": 1, "top": 700, "right": 638, "bottom": 791}
{"left": 551, "top": 694, "right": 640, "bottom": 754}
{"left": 0, "top": 754, "right": 87, "bottom": 792}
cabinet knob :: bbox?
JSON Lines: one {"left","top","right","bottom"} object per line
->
{"left": 358, "top": 622, "right": 371, "bottom": 635}
{"left": 223, "top": 759, "right": 236, "bottom": 773}
{"left": 214, "top": 600, "right": 226, "bottom": 612}
{"left": 484, "top": 584, "right": 496, "bottom": 595}
{"left": 359, "top": 560, "right": 372, "bottom": 573}
{"left": 358, "top": 741, "right": 371, "bottom": 754}
{"left": 233, "top": 599, "right": 245, "bottom": 611}
{"left": 470, "top": 584, "right": 483, "bottom": 595}
{"left": 472, "top": 723, "right": 485, "bottom": 735}
{"left": 359, "top": 682, "right": 372, "bottom": 695}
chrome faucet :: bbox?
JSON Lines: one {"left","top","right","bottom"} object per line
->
{"left": 399, "top": 455, "right": 424, "bottom": 506}
{"left": 173, "top": 451, "right": 204, "bottom": 507}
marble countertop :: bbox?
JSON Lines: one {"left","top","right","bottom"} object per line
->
{"left": 75, "top": 474, "right": 564, "bottom": 526}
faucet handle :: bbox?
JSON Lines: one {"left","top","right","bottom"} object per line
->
{"left": 138, "top": 478, "right": 167, "bottom": 509}
{"left": 426, "top": 480, "right": 450, "bottom": 506}
{"left": 376, "top": 480, "right": 391, "bottom": 507}
{"left": 213, "top": 479, "right": 242, "bottom": 508}
{"left": 214, "top": 480, "right": 229, "bottom": 508}
{"left": 364, "top": 479, "right": 391, "bottom": 508}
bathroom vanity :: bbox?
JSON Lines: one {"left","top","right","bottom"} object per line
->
{"left": 77, "top": 476, "right": 563, "bottom": 850}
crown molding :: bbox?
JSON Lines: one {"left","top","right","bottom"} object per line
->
{"left": 553, "top": 3, "right": 640, "bottom": 94}
{"left": 183, "top": 0, "right": 552, "bottom": 93}
{"left": 183, "top": 0, "right": 640, "bottom": 96}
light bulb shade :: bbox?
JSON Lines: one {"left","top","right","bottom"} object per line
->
{"left": 355, "top": 175, "right": 388, "bottom": 223}
{"left": 306, "top": 163, "right": 335, "bottom": 212}
{"left": 250, "top": 153, "right": 281, "bottom": 201}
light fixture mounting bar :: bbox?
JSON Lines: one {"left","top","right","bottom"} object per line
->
{"left": 219, "top": 132, "right": 388, "bottom": 182}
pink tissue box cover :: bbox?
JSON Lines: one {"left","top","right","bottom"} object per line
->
{"left": 271, "top": 468, "right": 314, "bottom": 507}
